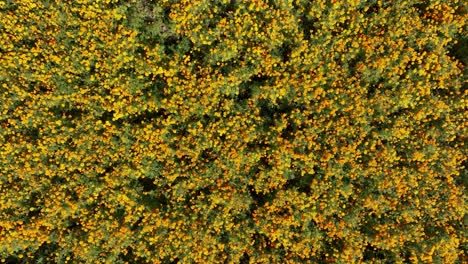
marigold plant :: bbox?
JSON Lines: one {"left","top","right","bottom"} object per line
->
{"left": 0, "top": 0, "right": 466, "bottom": 263}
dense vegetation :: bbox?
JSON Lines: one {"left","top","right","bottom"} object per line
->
{"left": 0, "top": 0, "right": 466, "bottom": 263}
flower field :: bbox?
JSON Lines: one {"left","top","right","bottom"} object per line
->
{"left": 0, "top": 0, "right": 466, "bottom": 263}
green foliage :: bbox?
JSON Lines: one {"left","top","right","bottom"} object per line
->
{"left": 0, "top": 0, "right": 466, "bottom": 263}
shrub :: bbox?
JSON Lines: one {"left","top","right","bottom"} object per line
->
{"left": 0, "top": 0, "right": 466, "bottom": 263}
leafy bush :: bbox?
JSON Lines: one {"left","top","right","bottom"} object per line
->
{"left": 0, "top": 0, "right": 466, "bottom": 263}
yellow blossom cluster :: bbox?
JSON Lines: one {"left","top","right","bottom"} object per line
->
{"left": 0, "top": 0, "right": 466, "bottom": 263}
